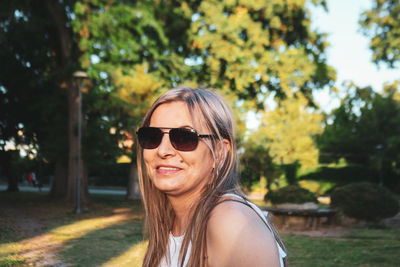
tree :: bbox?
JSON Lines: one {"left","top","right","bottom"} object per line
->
{"left": 189, "top": 0, "right": 335, "bottom": 108}
{"left": 72, "top": 0, "right": 194, "bottom": 200}
{"left": 183, "top": 0, "right": 334, "bottom": 189}
{"left": 0, "top": 1, "right": 71, "bottom": 194}
{"left": 257, "top": 93, "right": 323, "bottom": 184}
{"left": 358, "top": 0, "right": 400, "bottom": 189}
{"left": 240, "top": 136, "right": 281, "bottom": 194}
{"left": 359, "top": 0, "right": 400, "bottom": 68}
{"left": 0, "top": 0, "right": 190, "bottom": 202}
{"left": 1, "top": 0, "right": 335, "bottom": 201}
{"left": 317, "top": 82, "right": 400, "bottom": 188}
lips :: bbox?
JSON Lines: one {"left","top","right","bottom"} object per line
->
{"left": 156, "top": 165, "right": 182, "bottom": 175}
{"left": 158, "top": 166, "right": 180, "bottom": 170}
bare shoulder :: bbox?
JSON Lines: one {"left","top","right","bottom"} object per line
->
{"left": 206, "top": 199, "right": 281, "bottom": 267}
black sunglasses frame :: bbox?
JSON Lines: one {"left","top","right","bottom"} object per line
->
{"left": 136, "top": 127, "right": 215, "bottom": 151}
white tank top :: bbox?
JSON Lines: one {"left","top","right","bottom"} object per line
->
{"left": 159, "top": 193, "right": 287, "bottom": 267}
{"left": 159, "top": 232, "right": 191, "bottom": 267}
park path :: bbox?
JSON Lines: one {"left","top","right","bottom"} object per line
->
{"left": 0, "top": 184, "right": 126, "bottom": 195}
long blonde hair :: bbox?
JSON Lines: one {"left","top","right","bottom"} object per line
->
{"left": 137, "top": 86, "right": 285, "bottom": 266}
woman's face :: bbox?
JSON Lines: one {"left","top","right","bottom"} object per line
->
{"left": 143, "top": 101, "right": 215, "bottom": 198}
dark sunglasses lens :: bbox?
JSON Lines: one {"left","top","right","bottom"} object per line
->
{"left": 170, "top": 128, "right": 199, "bottom": 151}
{"left": 138, "top": 127, "right": 163, "bottom": 149}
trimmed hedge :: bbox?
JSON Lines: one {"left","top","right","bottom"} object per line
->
{"left": 299, "top": 165, "right": 400, "bottom": 191}
{"left": 264, "top": 185, "right": 318, "bottom": 204}
{"left": 330, "top": 182, "right": 399, "bottom": 222}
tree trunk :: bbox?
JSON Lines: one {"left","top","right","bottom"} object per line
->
{"left": 1, "top": 151, "right": 19, "bottom": 192}
{"left": 126, "top": 162, "right": 141, "bottom": 200}
{"left": 43, "top": 0, "right": 89, "bottom": 206}
{"left": 50, "top": 160, "right": 68, "bottom": 198}
{"left": 6, "top": 164, "right": 19, "bottom": 192}
{"left": 266, "top": 175, "right": 272, "bottom": 192}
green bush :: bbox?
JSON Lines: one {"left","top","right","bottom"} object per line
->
{"left": 331, "top": 182, "right": 399, "bottom": 222}
{"left": 264, "top": 185, "right": 318, "bottom": 204}
{"left": 299, "top": 165, "right": 379, "bottom": 185}
{"left": 299, "top": 165, "right": 400, "bottom": 191}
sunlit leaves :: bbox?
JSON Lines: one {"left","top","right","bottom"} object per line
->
{"left": 359, "top": 0, "right": 400, "bottom": 68}
{"left": 258, "top": 93, "right": 323, "bottom": 167}
{"left": 113, "top": 65, "right": 165, "bottom": 118}
{"left": 190, "top": 0, "right": 333, "bottom": 109}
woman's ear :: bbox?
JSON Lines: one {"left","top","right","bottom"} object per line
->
{"left": 222, "top": 139, "right": 231, "bottom": 153}
{"left": 215, "top": 139, "right": 230, "bottom": 168}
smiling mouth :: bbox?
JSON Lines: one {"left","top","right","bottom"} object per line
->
{"left": 157, "top": 166, "right": 181, "bottom": 171}
{"left": 157, "top": 167, "right": 179, "bottom": 171}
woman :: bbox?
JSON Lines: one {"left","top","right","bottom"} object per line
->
{"left": 137, "top": 86, "right": 287, "bottom": 266}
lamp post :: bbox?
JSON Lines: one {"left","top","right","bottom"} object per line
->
{"left": 376, "top": 144, "right": 383, "bottom": 186}
{"left": 73, "top": 71, "right": 88, "bottom": 214}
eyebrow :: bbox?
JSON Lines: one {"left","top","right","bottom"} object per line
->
{"left": 149, "top": 125, "right": 194, "bottom": 129}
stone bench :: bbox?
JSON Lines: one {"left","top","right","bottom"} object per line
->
{"left": 262, "top": 207, "right": 337, "bottom": 230}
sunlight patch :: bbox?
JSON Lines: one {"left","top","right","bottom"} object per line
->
{"left": 101, "top": 241, "right": 148, "bottom": 267}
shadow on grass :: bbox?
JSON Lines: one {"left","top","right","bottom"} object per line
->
{"left": 0, "top": 191, "right": 146, "bottom": 266}
{"left": 0, "top": 191, "right": 68, "bottom": 242}
{"left": 56, "top": 217, "right": 144, "bottom": 266}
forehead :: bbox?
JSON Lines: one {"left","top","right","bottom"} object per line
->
{"left": 149, "top": 101, "right": 204, "bottom": 129}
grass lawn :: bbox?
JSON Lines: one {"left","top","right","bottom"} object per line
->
{"left": 1, "top": 191, "right": 399, "bottom": 266}
{"left": 284, "top": 228, "right": 400, "bottom": 266}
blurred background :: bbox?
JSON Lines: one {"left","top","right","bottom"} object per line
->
{"left": 1, "top": 0, "right": 399, "bottom": 206}
{"left": 1, "top": 0, "right": 400, "bottom": 266}
{"left": 0, "top": 0, "right": 400, "bottom": 203}
{"left": 0, "top": 0, "right": 400, "bottom": 209}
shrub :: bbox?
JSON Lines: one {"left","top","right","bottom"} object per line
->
{"left": 330, "top": 182, "right": 399, "bottom": 222}
{"left": 264, "top": 185, "right": 318, "bottom": 204}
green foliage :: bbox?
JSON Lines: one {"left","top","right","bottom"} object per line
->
{"left": 299, "top": 165, "right": 379, "bottom": 185}
{"left": 71, "top": 0, "right": 204, "bottom": 171}
{"left": 0, "top": 259, "right": 26, "bottom": 266}
{"left": 190, "top": 0, "right": 335, "bottom": 108}
{"left": 243, "top": 92, "right": 324, "bottom": 187}
{"left": 72, "top": 0, "right": 187, "bottom": 168}
{"left": 281, "top": 162, "right": 300, "bottom": 185}
{"left": 259, "top": 93, "right": 323, "bottom": 168}
{"left": 359, "top": 0, "right": 400, "bottom": 68}
{"left": 73, "top": 0, "right": 190, "bottom": 81}
{"left": 240, "top": 138, "right": 281, "bottom": 191}
{"left": 298, "top": 179, "right": 336, "bottom": 196}
{"left": 1, "top": 0, "right": 335, "bottom": 190}
{"left": 317, "top": 82, "right": 400, "bottom": 188}
{"left": 264, "top": 185, "right": 317, "bottom": 204}
{"left": 0, "top": 1, "right": 69, "bottom": 163}
{"left": 331, "top": 182, "right": 399, "bottom": 222}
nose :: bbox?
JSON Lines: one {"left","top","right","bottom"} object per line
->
{"left": 157, "top": 130, "right": 176, "bottom": 158}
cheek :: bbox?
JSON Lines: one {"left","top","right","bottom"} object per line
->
{"left": 143, "top": 150, "right": 153, "bottom": 169}
{"left": 196, "top": 147, "right": 215, "bottom": 170}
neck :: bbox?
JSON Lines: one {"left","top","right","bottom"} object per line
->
{"left": 168, "top": 193, "right": 201, "bottom": 236}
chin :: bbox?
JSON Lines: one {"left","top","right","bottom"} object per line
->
{"left": 153, "top": 179, "right": 182, "bottom": 193}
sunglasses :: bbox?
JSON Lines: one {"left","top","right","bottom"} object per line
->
{"left": 136, "top": 127, "right": 215, "bottom": 151}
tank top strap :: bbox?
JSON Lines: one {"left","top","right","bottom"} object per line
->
{"left": 220, "top": 193, "right": 273, "bottom": 231}
{"left": 220, "top": 193, "right": 287, "bottom": 264}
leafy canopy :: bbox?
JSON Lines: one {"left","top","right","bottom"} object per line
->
{"left": 359, "top": 0, "right": 400, "bottom": 68}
